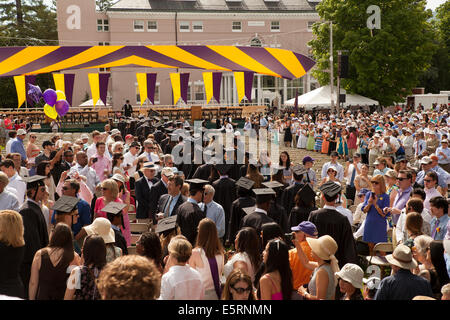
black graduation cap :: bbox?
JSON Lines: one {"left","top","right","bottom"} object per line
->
{"left": 215, "top": 163, "right": 232, "bottom": 175}
{"left": 242, "top": 206, "right": 256, "bottom": 215}
{"left": 253, "top": 188, "right": 276, "bottom": 203}
{"left": 23, "top": 175, "right": 46, "bottom": 189}
{"left": 236, "top": 177, "right": 255, "bottom": 190}
{"left": 155, "top": 215, "right": 178, "bottom": 234}
{"left": 102, "top": 202, "right": 127, "bottom": 215}
{"left": 292, "top": 165, "right": 307, "bottom": 176}
{"left": 262, "top": 181, "right": 284, "bottom": 189}
{"left": 52, "top": 195, "right": 80, "bottom": 213}
{"left": 297, "top": 183, "right": 316, "bottom": 205}
{"left": 185, "top": 178, "right": 208, "bottom": 191}
{"left": 319, "top": 181, "right": 342, "bottom": 198}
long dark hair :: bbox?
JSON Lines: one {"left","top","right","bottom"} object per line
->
{"left": 139, "top": 231, "right": 163, "bottom": 268}
{"left": 49, "top": 223, "right": 74, "bottom": 268}
{"left": 196, "top": 218, "right": 223, "bottom": 258}
{"left": 82, "top": 235, "right": 107, "bottom": 270}
{"left": 36, "top": 160, "right": 51, "bottom": 178}
{"left": 261, "top": 222, "right": 283, "bottom": 249}
{"left": 236, "top": 227, "right": 261, "bottom": 271}
{"left": 264, "top": 239, "right": 293, "bottom": 300}
{"left": 279, "top": 151, "right": 291, "bottom": 169}
{"left": 430, "top": 241, "right": 450, "bottom": 287}
{"left": 112, "top": 152, "right": 123, "bottom": 169}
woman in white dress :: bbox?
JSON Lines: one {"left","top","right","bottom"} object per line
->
{"left": 297, "top": 124, "right": 308, "bottom": 149}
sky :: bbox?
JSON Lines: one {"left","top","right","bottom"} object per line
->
{"left": 43, "top": 0, "right": 447, "bottom": 11}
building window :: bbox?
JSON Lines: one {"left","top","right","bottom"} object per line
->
{"left": 232, "top": 21, "right": 242, "bottom": 32}
{"left": 179, "top": 21, "right": 190, "bottom": 32}
{"left": 270, "top": 21, "right": 280, "bottom": 32}
{"left": 97, "top": 19, "right": 109, "bottom": 32}
{"left": 193, "top": 82, "right": 205, "bottom": 101}
{"left": 148, "top": 21, "right": 158, "bottom": 32}
{"left": 136, "top": 83, "right": 160, "bottom": 104}
{"left": 250, "top": 38, "right": 262, "bottom": 47}
{"left": 307, "top": 21, "right": 315, "bottom": 32}
{"left": 192, "top": 21, "right": 203, "bottom": 32}
{"left": 134, "top": 20, "right": 145, "bottom": 32}
{"left": 99, "top": 67, "right": 110, "bottom": 72}
{"left": 286, "top": 78, "right": 303, "bottom": 100}
{"left": 98, "top": 42, "right": 110, "bottom": 46}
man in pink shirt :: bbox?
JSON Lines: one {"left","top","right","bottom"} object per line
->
{"left": 347, "top": 127, "right": 358, "bottom": 158}
{"left": 89, "top": 141, "right": 111, "bottom": 182}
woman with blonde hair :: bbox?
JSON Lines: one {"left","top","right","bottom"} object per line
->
{"left": 0, "top": 210, "right": 26, "bottom": 298}
{"left": 222, "top": 269, "right": 255, "bottom": 300}
{"left": 384, "top": 169, "right": 398, "bottom": 207}
{"left": 93, "top": 179, "right": 123, "bottom": 220}
{"left": 188, "top": 218, "right": 225, "bottom": 300}
{"left": 361, "top": 174, "right": 390, "bottom": 255}
{"left": 294, "top": 235, "right": 339, "bottom": 300}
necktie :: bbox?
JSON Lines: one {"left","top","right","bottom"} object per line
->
{"left": 431, "top": 219, "right": 439, "bottom": 239}
{"left": 306, "top": 170, "right": 311, "bottom": 183}
{"left": 165, "top": 196, "right": 173, "bottom": 217}
{"left": 204, "top": 203, "right": 208, "bottom": 217}
{"left": 349, "top": 165, "right": 356, "bottom": 187}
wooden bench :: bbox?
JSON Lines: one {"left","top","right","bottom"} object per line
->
{"left": 130, "top": 223, "right": 149, "bottom": 233}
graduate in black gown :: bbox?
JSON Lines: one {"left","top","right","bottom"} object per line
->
{"left": 262, "top": 181, "right": 289, "bottom": 233}
{"left": 240, "top": 188, "right": 276, "bottom": 235}
{"left": 280, "top": 165, "right": 306, "bottom": 216}
{"left": 227, "top": 177, "right": 256, "bottom": 245}
{"left": 288, "top": 183, "right": 318, "bottom": 228}
{"left": 19, "top": 175, "right": 49, "bottom": 299}
{"left": 212, "top": 164, "right": 236, "bottom": 239}
{"left": 308, "top": 181, "right": 358, "bottom": 268}
{"left": 102, "top": 202, "right": 128, "bottom": 255}
{"left": 176, "top": 179, "right": 207, "bottom": 245}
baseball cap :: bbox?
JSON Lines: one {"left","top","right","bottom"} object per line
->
{"left": 125, "top": 134, "right": 133, "bottom": 140}
{"left": 420, "top": 156, "right": 432, "bottom": 165}
{"left": 110, "top": 129, "right": 120, "bottom": 135}
{"left": 17, "top": 129, "right": 27, "bottom": 135}
{"left": 357, "top": 188, "right": 370, "bottom": 197}
{"left": 291, "top": 221, "right": 318, "bottom": 237}
{"left": 80, "top": 134, "right": 89, "bottom": 140}
{"left": 302, "top": 156, "right": 315, "bottom": 164}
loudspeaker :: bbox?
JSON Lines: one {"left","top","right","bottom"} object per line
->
{"left": 339, "top": 55, "right": 349, "bottom": 78}
{"left": 339, "top": 94, "right": 346, "bottom": 103}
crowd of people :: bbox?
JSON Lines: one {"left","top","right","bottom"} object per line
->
{"left": 0, "top": 103, "right": 449, "bottom": 301}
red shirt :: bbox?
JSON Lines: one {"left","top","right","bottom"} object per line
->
{"left": 347, "top": 132, "right": 358, "bottom": 149}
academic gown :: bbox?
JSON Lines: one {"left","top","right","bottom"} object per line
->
{"left": 192, "top": 164, "right": 213, "bottom": 181}
{"left": 239, "top": 165, "right": 248, "bottom": 178}
{"left": 212, "top": 177, "right": 236, "bottom": 238}
{"left": 153, "top": 130, "right": 164, "bottom": 144}
{"left": 149, "top": 180, "right": 168, "bottom": 220}
{"left": 280, "top": 182, "right": 303, "bottom": 218}
{"left": 19, "top": 200, "right": 49, "bottom": 298}
{"left": 308, "top": 208, "right": 358, "bottom": 267}
{"left": 176, "top": 201, "right": 206, "bottom": 245}
{"left": 267, "top": 200, "right": 289, "bottom": 233}
{"left": 288, "top": 206, "right": 317, "bottom": 228}
{"left": 113, "top": 228, "right": 128, "bottom": 255}
{"left": 227, "top": 196, "right": 256, "bottom": 244}
{"left": 240, "top": 210, "right": 275, "bottom": 235}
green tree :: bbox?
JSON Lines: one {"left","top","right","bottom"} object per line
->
{"left": 418, "top": 1, "right": 450, "bottom": 93}
{"left": 308, "top": 0, "right": 436, "bottom": 106}
{"left": 0, "top": 0, "right": 57, "bottom": 108}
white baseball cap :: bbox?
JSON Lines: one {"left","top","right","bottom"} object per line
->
{"left": 17, "top": 129, "right": 27, "bottom": 135}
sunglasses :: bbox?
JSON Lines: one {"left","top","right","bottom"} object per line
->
{"left": 31, "top": 136, "right": 36, "bottom": 138}
{"left": 397, "top": 177, "right": 408, "bottom": 181}
{"left": 62, "top": 186, "right": 70, "bottom": 191}
{"left": 120, "top": 157, "right": 124, "bottom": 160}
{"left": 231, "top": 286, "right": 251, "bottom": 294}
{"left": 424, "top": 179, "right": 433, "bottom": 183}
{"left": 102, "top": 187, "right": 109, "bottom": 191}
{"left": 371, "top": 181, "right": 379, "bottom": 184}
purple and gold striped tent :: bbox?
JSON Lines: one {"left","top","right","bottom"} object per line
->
{"left": 0, "top": 45, "right": 315, "bottom": 80}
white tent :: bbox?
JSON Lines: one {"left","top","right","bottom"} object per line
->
{"left": 78, "top": 99, "right": 110, "bottom": 107}
{"left": 284, "top": 85, "right": 379, "bottom": 110}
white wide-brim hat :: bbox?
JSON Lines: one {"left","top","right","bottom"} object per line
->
{"left": 84, "top": 217, "right": 115, "bottom": 244}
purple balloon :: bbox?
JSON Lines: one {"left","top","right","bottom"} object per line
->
{"left": 43, "top": 89, "right": 57, "bottom": 106}
{"left": 54, "top": 99, "right": 70, "bottom": 117}
{"left": 27, "top": 83, "right": 43, "bottom": 105}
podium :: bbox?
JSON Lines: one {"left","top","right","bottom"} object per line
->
{"left": 191, "top": 105, "right": 202, "bottom": 120}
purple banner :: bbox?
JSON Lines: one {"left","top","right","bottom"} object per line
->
{"left": 64, "top": 74, "right": 75, "bottom": 106}
{"left": 99, "top": 73, "right": 110, "bottom": 105}
{"left": 147, "top": 73, "right": 157, "bottom": 105}
{"left": 244, "top": 71, "right": 253, "bottom": 102}
{"left": 294, "top": 88, "right": 299, "bottom": 115}
{"left": 25, "top": 75, "right": 36, "bottom": 106}
{"left": 180, "top": 73, "right": 190, "bottom": 103}
{"left": 212, "top": 72, "right": 222, "bottom": 103}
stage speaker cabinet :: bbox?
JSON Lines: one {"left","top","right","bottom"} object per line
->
{"left": 191, "top": 105, "right": 202, "bottom": 120}
{"left": 339, "top": 94, "right": 346, "bottom": 103}
{"left": 339, "top": 55, "right": 349, "bottom": 78}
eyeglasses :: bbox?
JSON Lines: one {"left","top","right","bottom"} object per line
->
{"left": 31, "top": 136, "right": 36, "bottom": 138}
{"left": 62, "top": 186, "right": 70, "bottom": 191}
{"left": 424, "top": 179, "right": 433, "bottom": 183}
{"left": 231, "top": 286, "right": 251, "bottom": 294}
{"left": 397, "top": 177, "right": 408, "bottom": 181}
{"left": 371, "top": 181, "right": 379, "bottom": 184}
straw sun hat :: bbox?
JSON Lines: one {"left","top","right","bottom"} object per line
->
{"left": 306, "top": 235, "right": 338, "bottom": 261}
{"left": 386, "top": 244, "right": 418, "bottom": 270}
{"left": 84, "top": 217, "right": 115, "bottom": 244}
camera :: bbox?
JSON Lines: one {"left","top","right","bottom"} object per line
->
{"left": 285, "top": 232, "right": 294, "bottom": 241}
{"left": 92, "top": 157, "right": 98, "bottom": 163}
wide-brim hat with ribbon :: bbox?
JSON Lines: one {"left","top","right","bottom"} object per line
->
{"left": 306, "top": 235, "right": 338, "bottom": 261}
{"left": 84, "top": 217, "right": 115, "bottom": 244}
{"left": 386, "top": 244, "right": 418, "bottom": 269}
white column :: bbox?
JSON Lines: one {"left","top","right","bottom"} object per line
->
{"left": 257, "top": 74, "right": 262, "bottom": 105}
{"left": 283, "top": 79, "right": 287, "bottom": 104}
{"left": 232, "top": 76, "right": 237, "bottom": 106}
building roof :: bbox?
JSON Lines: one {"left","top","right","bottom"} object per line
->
{"left": 109, "top": 0, "right": 318, "bottom": 12}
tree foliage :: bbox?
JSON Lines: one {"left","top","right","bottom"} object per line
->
{"left": 308, "top": 0, "right": 436, "bottom": 106}
{"left": 0, "top": 0, "right": 57, "bottom": 108}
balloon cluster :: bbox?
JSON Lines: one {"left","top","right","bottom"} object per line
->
{"left": 27, "top": 84, "right": 70, "bottom": 119}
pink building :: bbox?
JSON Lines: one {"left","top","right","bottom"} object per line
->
{"left": 57, "top": 0, "right": 320, "bottom": 109}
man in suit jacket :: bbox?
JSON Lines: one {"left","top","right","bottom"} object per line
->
{"left": 212, "top": 164, "right": 236, "bottom": 238}
{"left": 240, "top": 188, "right": 276, "bottom": 235}
{"left": 135, "top": 162, "right": 159, "bottom": 221}
{"left": 19, "top": 175, "right": 49, "bottom": 299}
{"left": 157, "top": 175, "right": 187, "bottom": 217}
{"left": 176, "top": 179, "right": 207, "bottom": 245}
{"left": 148, "top": 167, "right": 172, "bottom": 217}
